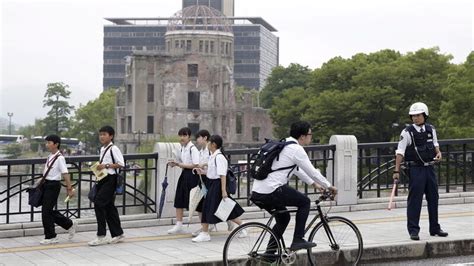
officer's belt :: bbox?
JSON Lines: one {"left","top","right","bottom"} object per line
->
{"left": 405, "top": 161, "right": 435, "bottom": 167}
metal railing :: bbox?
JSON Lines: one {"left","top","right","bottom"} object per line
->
{"left": 0, "top": 153, "right": 157, "bottom": 224}
{"left": 357, "top": 139, "right": 474, "bottom": 198}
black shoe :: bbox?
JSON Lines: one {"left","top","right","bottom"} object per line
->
{"left": 290, "top": 238, "right": 317, "bottom": 251}
{"left": 410, "top": 234, "right": 420, "bottom": 241}
{"left": 430, "top": 230, "right": 448, "bottom": 237}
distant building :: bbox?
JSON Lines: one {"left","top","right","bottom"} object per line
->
{"left": 114, "top": 6, "right": 273, "bottom": 152}
{"left": 103, "top": 1, "right": 278, "bottom": 91}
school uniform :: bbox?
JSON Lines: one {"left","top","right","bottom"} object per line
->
{"left": 196, "top": 146, "right": 210, "bottom": 212}
{"left": 94, "top": 143, "right": 124, "bottom": 238}
{"left": 251, "top": 136, "right": 331, "bottom": 241}
{"left": 41, "top": 151, "right": 73, "bottom": 239}
{"left": 201, "top": 149, "right": 244, "bottom": 224}
{"left": 174, "top": 141, "right": 200, "bottom": 209}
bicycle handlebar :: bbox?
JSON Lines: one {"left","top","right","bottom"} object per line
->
{"left": 318, "top": 190, "right": 335, "bottom": 202}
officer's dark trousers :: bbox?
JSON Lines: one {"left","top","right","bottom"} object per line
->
{"left": 407, "top": 166, "right": 441, "bottom": 235}
{"left": 94, "top": 174, "right": 123, "bottom": 238}
{"left": 42, "top": 180, "right": 73, "bottom": 239}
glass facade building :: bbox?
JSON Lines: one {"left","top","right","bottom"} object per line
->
{"left": 103, "top": 17, "right": 278, "bottom": 90}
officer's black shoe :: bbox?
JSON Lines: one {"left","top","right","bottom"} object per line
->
{"left": 410, "top": 234, "right": 420, "bottom": 241}
{"left": 290, "top": 238, "right": 317, "bottom": 251}
{"left": 430, "top": 230, "right": 448, "bottom": 237}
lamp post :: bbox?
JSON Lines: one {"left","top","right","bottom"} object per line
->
{"left": 133, "top": 130, "right": 146, "bottom": 148}
{"left": 7, "top": 112, "right": 13, "bottom": 135}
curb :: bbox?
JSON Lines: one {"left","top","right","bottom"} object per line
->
{"left": 171, "top": 238, "right": 474, "bottom": 266}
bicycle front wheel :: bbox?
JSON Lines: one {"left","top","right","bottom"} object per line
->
{"left": 307, "top": 216, "right": 363, "bottom": 265}
{"left": 223, "top": 222, "right": 282, "bottom": 266}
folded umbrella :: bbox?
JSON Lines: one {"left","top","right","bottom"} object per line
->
{"left": 158, "top": 164, "right": 169, "bottom": 218}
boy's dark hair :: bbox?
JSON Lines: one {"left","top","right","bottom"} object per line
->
{"left": 209, "top": 135, "right": 223, "bottom": 149}
{"left": 178, "top": 127, "right": 192, "bottom": 136}
{"left": 45, "top": 134, "right": 61, "bottom": 149}
{"left": 195, "top": 129, "right": 211, "bottom": 141}
{"left": 99, "top": 125, "right": 115, "bottom": 140}
{"left": 290, "top": 121, "right": 312, "bottom": 139}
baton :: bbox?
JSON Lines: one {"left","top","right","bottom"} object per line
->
{"left": 387, "top": 180, "right": 399, "bottom": 210}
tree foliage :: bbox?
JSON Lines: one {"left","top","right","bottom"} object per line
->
{"left": 68, "top": 90, "right": 116, "bottom": 152}
{"left": 266, "top": 48, "right": 471, "bottom": 143}
{"left": 43, "top": 82, "right": 74, "bottom": 135}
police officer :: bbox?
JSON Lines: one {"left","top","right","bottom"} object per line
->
{"left": 393, "top": 102, "right": 448, "bottom": 241}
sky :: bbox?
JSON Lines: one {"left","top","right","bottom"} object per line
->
{"left": 0, "top": 0, "right": 472, "bottom": 126}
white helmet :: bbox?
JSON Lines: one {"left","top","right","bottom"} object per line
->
{"left": 409, "top": 102, "right": 429, "bottom": 116}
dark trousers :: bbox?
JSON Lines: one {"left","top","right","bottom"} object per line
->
{"left": 41, "top": 180, "right": 72, "bottom": 239}
{"left": 94, "top": 174, "right": 123, "bottom": 237}
{"left": 407, "top": 166, "right": 441, "bottom": 235}
{"left": 251, "top": 185, "right": 310, "bottom": 243}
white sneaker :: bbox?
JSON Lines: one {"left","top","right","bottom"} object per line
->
{"left": 238, "top": 229, "right": 248, "bottom": 238}
{"left": 68, "top": 220, "right": 77, "bottom": 240}
{"left": 167, "top": 224, "right": 185, "bottom": 234}
{"left": 192, "top": 232, "right": 211, "bottom": 242}
{"left": 88, "top": 236, "right": 109, "bottom": 246}
{"left": 227, "top": 221, "right": 235, "bottom": 231}
{"left": 109, "top": 234, "right": 125, "bottom": 244}
{"left": 192, "top": 228, "right": 202, "bottom": 237}
{"left": 40, "top": 237, "right": 59, "bottom": 245}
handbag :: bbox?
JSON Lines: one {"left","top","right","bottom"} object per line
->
{"left": 27, "top": 154, "right": 60, "bottom": 207}
{"left": 88, "top": 183, "right": 97, "bottom": 202}
{"left": 109, "top": 146, "right": 125, "bottom": 195}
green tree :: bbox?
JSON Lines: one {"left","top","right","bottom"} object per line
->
{"left": 68, "top": 90, "right": 116, "bottom": 152}
{"left": 43, "top": 82, "right": 74, "bottom": 134}
{"left": 260, "top": 63, "right": 312, "bottom": 108}
{"left": 438, "top": 52, "right": 474, "bottom": 138}
{"left": 18, "top": 119, "right": 46, "bottom": 138}
{"left": 269, "top": 87, "right": 311, "bottom": 138}
{"left": 3, "top": 143, "right": 22, "bottom": 159}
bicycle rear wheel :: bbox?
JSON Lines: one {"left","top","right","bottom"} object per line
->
{"left": 223, "top": 222, "right": 282, "bottom": 265}
{"left": 307, "top": 216, "right": 363, "bottom": 265}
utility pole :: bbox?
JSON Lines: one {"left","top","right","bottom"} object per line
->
{"left": 7, "top": 112, "right": 13, "bottom": 135}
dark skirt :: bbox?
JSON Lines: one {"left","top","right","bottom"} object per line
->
{"left": 174, "top": 169, "right": 199, "bottom": 209}
{"left": 196, "top": 175, "right": 209, "bottom": 213}
{"left": 202, "top": 178, "right": 244, "bottom": 224}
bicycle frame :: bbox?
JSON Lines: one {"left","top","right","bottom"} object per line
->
{"left": 260, "top": 198, "right": 338, "bottom": 252}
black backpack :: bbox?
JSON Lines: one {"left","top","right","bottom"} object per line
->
{"left": 215, "top": 153, "right": 237, "bottom": 194}
{"left": 249, "top": 138, "right": 297, "bottom": 180}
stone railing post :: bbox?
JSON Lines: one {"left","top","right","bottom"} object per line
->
{"left": 327, "top": 135, "right": 358, "bottom": 205}
{"left": 154, "top": 142, "right": 182, "bottom": 218}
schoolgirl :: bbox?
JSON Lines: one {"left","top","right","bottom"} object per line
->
{"left": 191, "top": 135, "right": 246, "bottom": 242}
{"left": 167, "top": 127, "right": 200, "bottom": 234}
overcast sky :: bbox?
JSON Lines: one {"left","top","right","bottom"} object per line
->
{"left": 1, "top": 0, "right": 472, "bottom": 126}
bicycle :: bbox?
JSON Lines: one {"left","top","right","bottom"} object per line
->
{"left": 223, "top": 191, "right": 363, "bottom": 265}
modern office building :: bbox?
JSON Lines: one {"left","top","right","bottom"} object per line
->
{"left": 103, "top": 2, "right": 278, "bottom": 91}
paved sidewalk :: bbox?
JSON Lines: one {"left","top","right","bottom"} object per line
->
{"left": 0, "top": 203, "right": 472, "bottom": 265}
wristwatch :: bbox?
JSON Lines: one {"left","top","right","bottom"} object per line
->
{"left": 105, "top": 164, "right": 110, "bottom": 169}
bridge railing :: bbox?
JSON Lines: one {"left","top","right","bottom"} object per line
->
{"left": 357, "top": 139, "right": 474, "bottom": 198}
{"left": 0, "top": 153, "right": 157, "bottom": 224}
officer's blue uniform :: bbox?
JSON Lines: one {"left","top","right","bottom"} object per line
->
{"left": 403, "top": 124, "right": 441, "bottom": 236}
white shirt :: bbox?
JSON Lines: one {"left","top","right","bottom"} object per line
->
{"left": 44, "top": 151, "right": 68, "bottom": 181}
{"left": 206, "top": 149, "right": 228, "bottom": 180}
{"left": 199, "top": 146, "right": 211, "bottom": 166}
{"left": 395, "top": 124, "right": 439, "bottom": 156}
{"left": 100, "top": 143, "right": 125, "bottom": 175}
{"left": 176, "top": 141, "right": 200, "bottom": 165}
{"left": 252, "top": 137, "right": 331, "bottom": 194}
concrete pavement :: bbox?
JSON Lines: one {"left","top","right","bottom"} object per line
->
{"left": 0, "top": 202, "right": 473, "bottom": 265}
